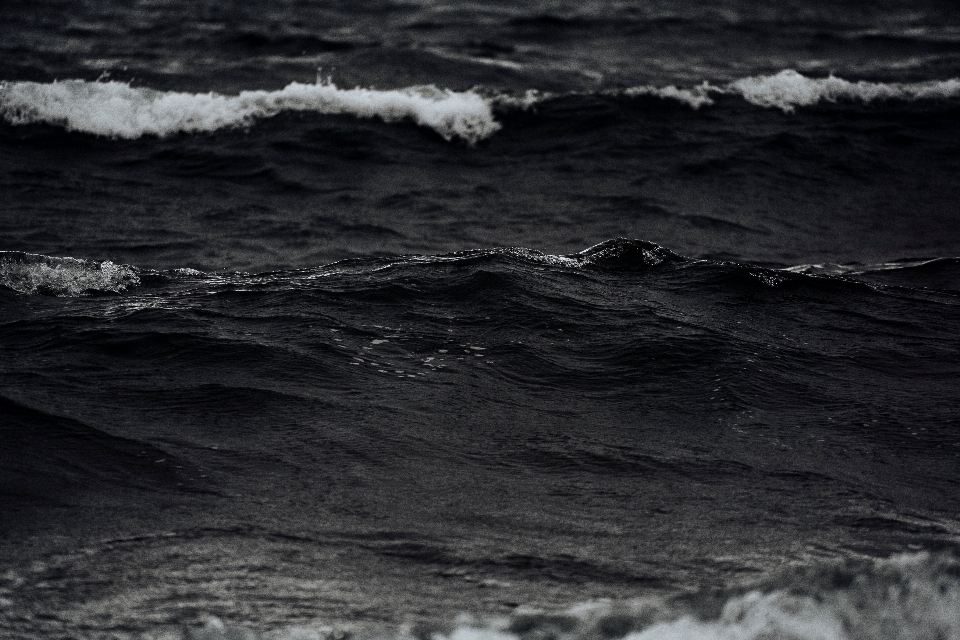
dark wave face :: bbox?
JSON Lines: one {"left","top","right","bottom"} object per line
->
{"left": 2, "top": 0, "right": 960, "bottom": 638}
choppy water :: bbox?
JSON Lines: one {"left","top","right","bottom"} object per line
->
{"left": 2, "top": 1, "right": 960, "bottom": 638}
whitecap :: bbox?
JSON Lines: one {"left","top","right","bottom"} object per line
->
{"left": 3, "top": 71, "right": 959, "bottom": 144}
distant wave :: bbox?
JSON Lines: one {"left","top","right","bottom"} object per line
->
{"left": 0, "top": 251, "right": 139, "bottom": 296}
{"left": 598, "top": 70, "right": 960, "bottom": 111}
{"left": 2, "top": 71, "right": 959, "bottom": 142}
{"left": 490, "top": 70, "right": 960, "bottom": 114}
{"left": 0, "top": 79, "right": 499, "bottom": 143}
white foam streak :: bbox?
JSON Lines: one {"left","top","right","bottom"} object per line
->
{"left": 0, "top": 80, "right": 500, "bottom": 143}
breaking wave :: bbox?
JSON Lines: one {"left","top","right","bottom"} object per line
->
{"left": 2, "top": 71, "right": 959, "bottom": 143}
{"left": 0, "top": 79, "right": 499, "bottom": 143}
{"left": 2, "top": 71, "right": 959, "bottom": 142}
{"left": 0, "top": 251, "right": 139, "bottom": 296}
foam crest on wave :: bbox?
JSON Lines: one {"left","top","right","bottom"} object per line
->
{"left": 727, "top": 70, "right": 960, "bottom": 113}
{"left": 581, "top": 71, "right": 960, "bottom": 112}
{"left": 0, "top": 251, "right": 139, "bottom": 296}
{"left": 0, "top": 79, "right": 499, "bottom": 143}
{"left": 2, "top": 71, "right": 958, "bottom": 143}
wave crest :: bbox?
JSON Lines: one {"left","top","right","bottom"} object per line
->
{"left": 0, "top": 251, "right": 140, "bottom": 296}
{"left": 727, "top": 69, "right": 960, "bottom": 113}
{"left": 0, "top": 79, "right": 500, "bottom": 143}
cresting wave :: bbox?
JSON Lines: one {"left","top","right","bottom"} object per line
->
{"left": 2, "top": 71, "right": 959, "bottom": 141}
{"left": 142, "top": 552, "right": 960, "bottom": 640}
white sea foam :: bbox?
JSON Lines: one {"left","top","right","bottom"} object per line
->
{"left": 0, "top": 251, "right": 139, "bottom": 296}
{"left": 0, "top": 79, "right": 500, "bottom": 143}
{"left": 727, "top": 69, "right": 960, "bottom": 112}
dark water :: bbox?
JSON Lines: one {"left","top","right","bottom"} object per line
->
{"left": 2, "top": 1, "right": 960, "bottom": 638}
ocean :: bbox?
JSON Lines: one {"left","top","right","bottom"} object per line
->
{"left": 2, "top": 1, "right": 960, "bottom": 638}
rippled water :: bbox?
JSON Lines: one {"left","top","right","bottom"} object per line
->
{"left": 2, "top": 1, "right": 960, "bottom": 638}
